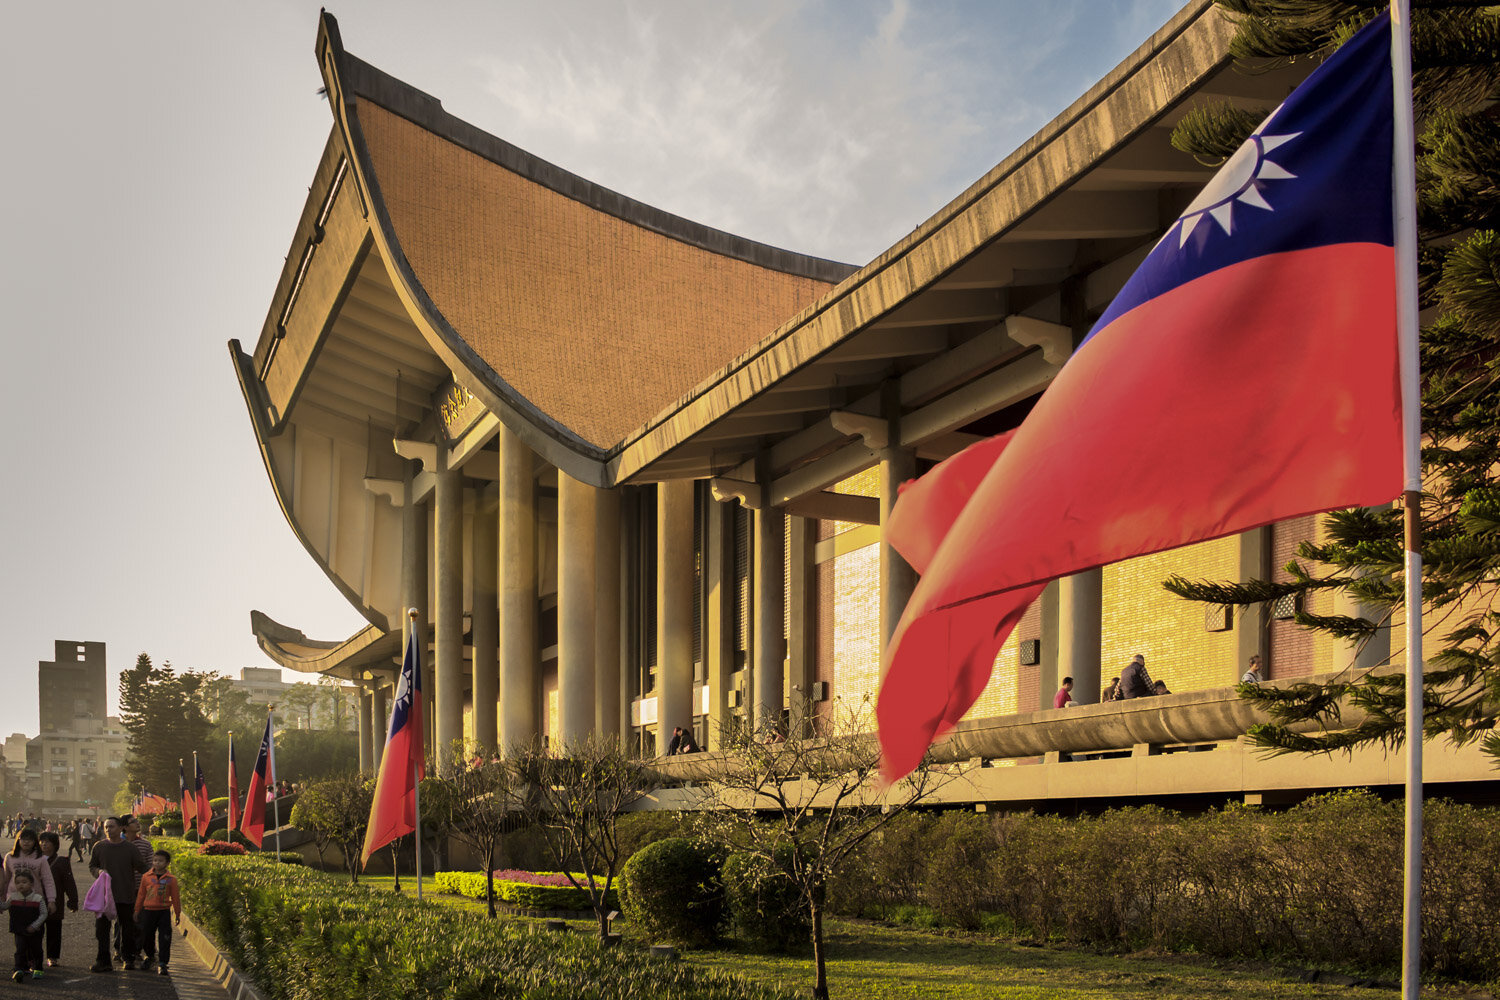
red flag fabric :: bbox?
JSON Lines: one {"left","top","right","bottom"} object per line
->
{"left": 361, "top": 624, "right": 425, "bottom": 866}
{"left": 194, "top": 756, "right": 212, "bottom": 837}
{"left": 239, "top": 714, "right": 276, "bottom": 848}
{"left": 878, "top": 15, "right": 1402, "bottom": 782}
{"left": 228, "top": 735, "right": 240, "bottom": 834}
{"left": 178, "top": 761, "right": 192, "bottom": 828}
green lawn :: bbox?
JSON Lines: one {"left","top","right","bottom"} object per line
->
{"left": 350, "top": 876, "right": 1482, "bottom": 1000}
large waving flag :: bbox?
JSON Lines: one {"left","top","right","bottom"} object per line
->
{"left": 227, "top": 734, "right": 240, "bottom": 834}
{"left": 178, "top": 760, "right": 192, "bottom": 828}
{"left": 239, "top": 714, "right": 276, "bottom": 848}
{"left": 194, "top": 755, "right": 212, "bottom": 837}
{"left": 362, "top": 623, "right": 425, "bottom": 865}
{"left": 878, "top": 15, "right": 1402, "bottom": 781}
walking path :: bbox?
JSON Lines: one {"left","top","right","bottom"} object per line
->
{"left": 26, "top": 857, "right": 231, "bottom": 1000}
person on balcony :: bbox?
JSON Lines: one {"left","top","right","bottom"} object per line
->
{"left": 1241, "top": 655, "right": 1264, "bottom": 684}
{"left": 1053, "top": 677, "right": 1074, "bottom": 708}
{"left": 1118, "top": 654, "right": 1155, "bottom": 699}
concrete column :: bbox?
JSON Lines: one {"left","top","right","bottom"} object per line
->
{"left": 705, "top": 496, "right": 733, "bottom": 749}
{"left": 1335, "top": 570, "right": 1392, "bottom": 674}
{"left": 657, "top": 481, "right": 695, "bottom": 756}
{"left": 1039, "top": 580, "right": 1061, "bottom": 712}
{"left": 434, "top": 466, "right": 464, "bottom": 772}
{"left": 371, "top": 683, "right": 389, "bottom": 770}
{"left": 595, "top": 488, "right": 622, "bottom": 741}
{"left": 786, "top": 516, "right": 816, "bottom": 738}
{"left": 357, "top": 686, "right": 373, "bottom": 772}
{"left": 558, "top": 473, "right": 598, "bottom": 744}
{"left": 879, "top": 446, "right": 919, "bottom": 675}
{"left": 1057, "top": 568, "right": 1103, "bottom": 704}
{"left": 753, "top": 507, "right": 786, "bottom": 737}
{"left": 401, "top": 466, "right": 428, "bottom": 754}
{"left": 471, "top": 484, "right": 500, "bottom": 754}
{"left": 1237, "top": 527, "right": 1272, "bottom": 682}
{"left": 498, "top": 426, "right": 539, "bottom": 751}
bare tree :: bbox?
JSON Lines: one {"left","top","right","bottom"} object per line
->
{"left": 444, "top": 740, "right": 516, "bottom": 917}
{"left": 289, "top": 772, "right": 372, "bottom": 882}
{"left": 509, "top": 736, "right": 653, "bottom": 940}
{"left": 695, "top": 702, "right": 947, "bottom": 1000}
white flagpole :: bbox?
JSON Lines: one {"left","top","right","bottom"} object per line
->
{"left": 409, "top": 607, "right": 423, "bottom": 903}
{"left": 269, "top": 709, "right": 283, "bottom": 863}
{"left": 192, "top": 751, "right": 201, "bottom": 840}
{"left": 1389, "top": 3, "right": 1423, "bottom": 998}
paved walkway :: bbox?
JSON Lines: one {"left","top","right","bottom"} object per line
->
{"left": 20, "top": 858, "right": 230, "bottom": 1000}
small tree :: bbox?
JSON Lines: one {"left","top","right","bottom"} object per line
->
{"left": 291, "top": 772, "right": 372, "bottom": 882}
{"left": 510, "top": 736, "right": 653, "bottom": 939}
{"left": 695, "top": 703, "right": 947, "bottom": 1000}
{"left": 444, "top": 741, "right": 516, "bottom": 917}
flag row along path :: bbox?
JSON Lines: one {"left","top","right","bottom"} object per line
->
{"left": 37, "top": 857, "right": 234, "bottom": 1000}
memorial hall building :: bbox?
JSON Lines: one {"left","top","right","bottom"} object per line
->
{"left": 237, "top": 3, "right": 1494, "bottom": 808}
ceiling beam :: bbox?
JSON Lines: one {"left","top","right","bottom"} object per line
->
{"left": 783, "top": 490, "right": 879, "bottom": 524}
{"left": 1010, "top": 191, "right": 1159, "bottom": 241}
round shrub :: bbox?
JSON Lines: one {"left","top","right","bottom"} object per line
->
{"left": 275, "top": 853, "right": 306, "bottom": 865}
{"left": 619, "top": 838, "right": 725, "bottom": 947}
{"left": 199, "top": 839, "right": 247, "bottom": 856}
{"left": 722, "top": 849, "right": 807, "bottom": 952}
{"left": 921, "top": 811, "right": 998, "bottom": 930}
{"left": 204, "top": 828, "right": 253, "bottom": 848}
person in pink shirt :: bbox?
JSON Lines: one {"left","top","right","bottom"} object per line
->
{"left": 1053, "top": 677, "right": 1074, "bottom": 709}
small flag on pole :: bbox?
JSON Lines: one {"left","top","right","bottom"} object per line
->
{"left": 877, "top": 14, "right": 1403, "bottom": 782}
{"left": 178, "top": 760, "right": 192, "bottom": 831}
{"left": 228, "top": 733, "right": 240, "bottom": 834}
{"left": 362, "top": 617, "right": 425, "bottom": 866}
{"left": 194, "top": 754, "right": 212, "bottom": 838}
{"left": 239, "top": 713, "right": 276, "bottom": 848}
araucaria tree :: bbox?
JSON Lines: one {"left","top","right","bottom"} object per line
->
{"left": 510, "top": 736, "right": 652, "bottom": 940}
{"left": 119, "top": 653, "right": 215, "bottom": 797}
{"left": 695, "top": 705, "right": 946, "bottom": 1000}
{"left": 1166, "top": 1, "right": 1500, "bottom": 764}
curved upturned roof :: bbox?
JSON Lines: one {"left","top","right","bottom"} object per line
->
{"left": 318, "top": 12, "right": 855, "bottom": 469}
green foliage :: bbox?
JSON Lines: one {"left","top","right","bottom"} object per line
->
{"left": 165, "top": 847, "right": 788, "bottom": 1000}
{"left": 830, "top": 795, "right": 1500, "bottom": 980}
{"left": 620, "top": 838, "right": 726, "bottom": 947}
{"left": 289, "top": 773, "right": 371, "bottom": 882}
{"left": 432, "top": 870, "right": 621, "bottom": 912}
{"left": 1165, "top": 2, "right": 1500, "bottom": 763}
{"left": 118, "top": 653, "right": 216, "bottom": 800}
{"left": 616, "top": 811, "right": 691, "bottom": 862}
{"left": 722, "top": 849, "right": 807, "bottom": 953}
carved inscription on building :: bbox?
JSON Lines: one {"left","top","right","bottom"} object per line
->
{"left": 434, "top": 378, "right": 485, "bottom": 441}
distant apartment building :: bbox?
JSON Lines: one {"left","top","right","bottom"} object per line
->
{"left": 229, "top": 667, "right": 356, "bottom": 731}
{"left": 25, "top": 640, "right": 124, "bottom": 815}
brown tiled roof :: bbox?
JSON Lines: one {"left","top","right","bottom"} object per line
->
{"left": 356, "top": 100, "right": 838, "bottom": 450}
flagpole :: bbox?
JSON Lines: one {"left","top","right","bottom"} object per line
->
{"left": 409, "top": 607, "right": 423, "bottom": 904}
{"left": 1389, "top": 3, "right": 1423, "bottom": 998}
{"left": 192, "top": 751, "right": 201, "bottom": 840}
{"left": 270, "top": 708, "right": 282, "bottom": 863}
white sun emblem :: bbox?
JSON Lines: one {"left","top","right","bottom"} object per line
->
{"left": 1172, "top": 127, "right": 1301, "bottom": 247}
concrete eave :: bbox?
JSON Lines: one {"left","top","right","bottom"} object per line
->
{"left": 250, "top": 610, "right": 403, "bottom": 682}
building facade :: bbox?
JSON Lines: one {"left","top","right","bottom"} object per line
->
{"left": 38, "top": 640, "right": 107, "bottom": 734}
{"left": 237, "top": 4, "right": 1491, "bottom": 807}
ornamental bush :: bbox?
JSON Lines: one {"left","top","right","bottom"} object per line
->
{"left": 434, "top": 870, "right": 620, "bottom": 912}
{"left": 168, "top": 848, "right": 793, "bottom": 1000}
{"left": 199, "top": 839, "right": 247, "bottom": 856}
{"left": 619, "top": 838, "right": 725, "bottom": 947}
{"left": 722, "top": 849, "right": 806, "bottom": 953}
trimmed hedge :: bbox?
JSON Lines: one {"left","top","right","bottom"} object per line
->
{"left": 164, "top": 843, "right": 795, "bottom": 1000}
{"left": 434, "top": 870, "right": 620, "bottom": 912}
{"left": 619, "top": 838, "right": 725, "bottom": 947}
{"left": 829, "top": 791, "right": 1500, "bottom": 981}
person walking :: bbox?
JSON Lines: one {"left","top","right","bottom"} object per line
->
{"left": 36, "top": 833, "right": 76, "bottom": 970}
{"left": 133, "top": 849, "right": 181, "bottom": 976}
{"left": 0, "top": 830, "right": 58, "bottom": 923}
{"left": 5, "top": 869, "right": 46, "bottom": 982}
{"left": 120, "top": 816, "right": 153, "bottom": 965}
{"left": 87, "top": 817, "right": 147, "bottom": 973}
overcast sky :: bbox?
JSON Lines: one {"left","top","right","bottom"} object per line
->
{"left": 0, "top": 0, "right": 1184, "bottom": 739}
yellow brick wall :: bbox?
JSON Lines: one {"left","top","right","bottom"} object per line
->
{"left": 1101, "top": 536, "right": 1240, "bottom": 693}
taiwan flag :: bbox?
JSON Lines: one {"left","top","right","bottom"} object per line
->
{"left": 239, "top": 714, "right": 276, "bottom": 848}
{"left": 227, "top": 735, "right": 240, "bottom": 834}
{"left": 194, "top": 756, "right": 212, "bottom": 837}
{"left": 877, "top": 15, "right": 1403, "bottom": 781}
{"left": 178, "top": 761, "right": 192, "bottom": 830}
{"left": 361, "top": 622, "right": 425, "bottom": 866}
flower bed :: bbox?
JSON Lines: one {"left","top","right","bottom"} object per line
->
{"left": 162, "top": 842, "right": 792, "bottom": 1000}
{"left": 435, "top": 869, "right": 619, "bottom": 912}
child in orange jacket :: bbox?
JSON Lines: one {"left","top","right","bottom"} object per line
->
{"left": 132, "top": 850, "right": 181, "bottom": 976}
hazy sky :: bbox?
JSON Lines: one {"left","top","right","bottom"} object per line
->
{"left": 0, "top": 0, "right": 1184, "bottom": 738}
